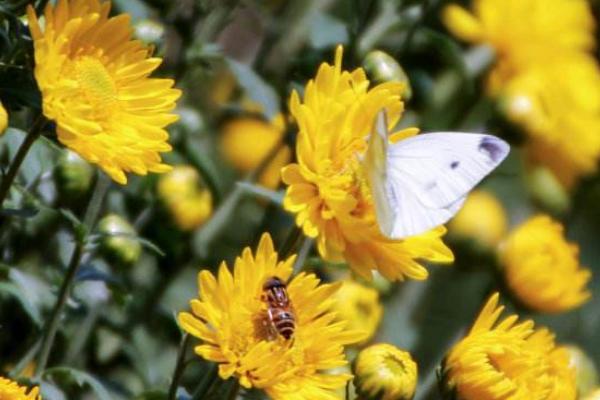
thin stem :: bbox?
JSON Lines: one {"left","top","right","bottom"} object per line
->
{"left": 64, "top": 305, "right": 101, "bottom": 365}
{"left": 35, "top": 172, "right": 110, "bottom": 377}
{"left": 225, "top": 380, "right": 240, "bottom": 400}
{"left": 168, "top": 333, "right": 191, "bottom": 400}
{"left": 191, "top": 363, "right": 219, "bottom": 400}
{"left": 0, "top": 116, "right": 45, "bottom": 207}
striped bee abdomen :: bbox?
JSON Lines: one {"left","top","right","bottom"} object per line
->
{"left": 262, "top": 276, "right": 296, "bottom": 340}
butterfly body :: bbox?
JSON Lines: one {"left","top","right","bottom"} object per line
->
{"left": 366, "top": 111, "right": 510, "bottom": 239}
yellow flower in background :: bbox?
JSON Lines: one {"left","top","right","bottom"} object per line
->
{"left": 500, "top": 215, "right": 591, "bottom": 313}
{"left": 502, "top": 57, "right": 600, "bottom": 187}
{"left": 157, "top": 165, "right": 212, "bottom": 231}
{"left": 0, "top": 377, "right": 40, "bottom": 400}
{"left": 443, "top": 0, "right": 600, "bottom": 187}
{"left": 443, "top": 293, "right": 576, "bottom": 400}
{"left": 178, "top": 233, "right": 365, "bottom": 399}
{"left": 0, "top": 100, "right": 7, "bottom": 134}
{"left": 332, "top": 280, "right": 382, "bottom": 344}
{"left": 442, "top": 0, "right": 594, "bottom": 91}
{"left": 282, "top": 45, "right": 453, "bottom": 281}
{"left": 220, "top": 114, "right": 291, "bottom": 189}
{"left": 353, "top": 343, "right": 417, "bottom": 400}
{"left": 448, "top": 190, "right": 507, "bottom": 248}
{"left": 27, "top": 0, "right": 181, "bottom": 185}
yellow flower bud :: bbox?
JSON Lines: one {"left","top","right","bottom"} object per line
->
{"left": 157, "top": 165, "right": 213, "bottom": 231}
{"left": 54, "top": 150, "right": 95, "bottom": 197}
{"left": 354, "top": 343, "right": 418, "bottom": 400}
{"left": 564, "top": 345, "right": 599, "bottom": 397}
{"left": 332, "top": 280, "right": 383, "bottom": 345}
{"left": 448, "top": 190, "right": 507, "bottom": 248}
{"left": 363, "top": 50, "right": 412, "bottom": 100}
{"left": 220, "top": 114, "right": 291, "bottom": 189}
{"left": 499, "top": 215, "right": 591, "bottom": 313}
{"left": 0, "top": 101, "right": 7, "bottom": 134}
{"left": 98, "top": 214, "right": 141, "bottom": 266}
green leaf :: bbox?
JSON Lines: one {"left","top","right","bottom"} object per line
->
{"left": 236, "top": 182, "right": 284, "bottom": 205}
{"left": 135, "top": 391, "right": 169, "bottom": 400}
{"left": 308, "top": 12, "right": 349, "bottom": 49}
{"left": 226, "top": 59, "right": 280, "bottom": 119}
{"left": 44, "top": 367, "right": 113, "bottom": 400}
{"left": 0, "top": 281, "right": 42, "bottom": 326}
{"left": 0, "top": 206, "right": 39, "bottom": 218}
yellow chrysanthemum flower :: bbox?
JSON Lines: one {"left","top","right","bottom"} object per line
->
{"left": 442, "top": 0, "right": 594, "bottom": 91}
{"left": 178, "top": 233, "right": 365, "bottom": 399}
{"left": 353, "top": 343, "right": 418, "bottom": 400}
{"left": 502, "top": 57, "right": 600, "bottom": 187}
{"left": 332, "top": 280, "right": 382, "bottom": 344}
{"left": 282, "top": 45, "right": 453, "bottom": 281}
{"left": 442, "top": 0, "right": 600, "bottom": 187}
{"left": 448, "top": 190, "right": 507, "bottom": 248}
{"left": 27, "top": 0, "right": 181, "bottom": 185}
{"left": 499, "top": 215, "right": 591, "bottom": 313}
{"left": 443, "top": 293, "right": 577, "bottom": 400}
{"left": 0, "top": 377, "right": 40, "bottom": 400}
{"left": 0, "top": 100, "right": 7, "bottom": 134}
{"left": 220, "top": 114, "right": 291, "bottom": 189}
{"left": 157, "top": 165, "right": 212, "bottom": 231}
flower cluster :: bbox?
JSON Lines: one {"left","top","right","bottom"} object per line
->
{"left": 27, "top": 0, "right": 181, "bottom": 184}
{"left": 443, "top": 0, "right": 600, "bottom": 187}
{"left": 282, "top": 46, "right": 453, "bottom": 281}
{"left": 178, "top": 233, "right": 365, "bottom": 399}
{"left": 443, "top": 293, "right": 577, "bottom": 399}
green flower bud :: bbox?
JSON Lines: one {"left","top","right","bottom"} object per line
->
{"left": 363, "top": 50, "right": 412, "bottom": 100}
{"left": 98, "top": 214, "right": 141, "bottom": 266}
{"left": 526, "top": 166, "right": 570, "bottom": 215}
{"left": 564, "top": 345, "right": 599, "bottom": 397}
{"left": 55, "top": 150, "right": 95, "bottom": 197}
{"left": 133, "top": 19, "right": 165, "bottom": 47}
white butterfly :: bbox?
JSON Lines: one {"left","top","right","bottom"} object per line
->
{"left": 365, "top": 110, "right": 510, "bottom": 239}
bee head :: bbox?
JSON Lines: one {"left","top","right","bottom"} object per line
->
{"left": 263, "top": 276, "right": 285, "bottom": 291}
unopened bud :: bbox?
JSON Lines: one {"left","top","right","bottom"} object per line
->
{"left": 55, "top": 150, "right": 95, "bottom": 197}
{"left": 564, "top": 345, "right": 599, "bottom": 397}
{"left": 354, "top": 343, "right": 418, "bottom": 400}
{"left": 133, "top": 19, "right": 165, "bottom": 47}
{"left": 98, "top": 214, "right": 141, "bottom": 266}
{"left": 526, "top": 166, "right": 570, "bottom": 215}
{"left": 364, "top": 50, "right": 412, "bottom": 100}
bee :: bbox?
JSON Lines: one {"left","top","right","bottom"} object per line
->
{"left": 261, "top": 276, "right": 295, "bottom": 340}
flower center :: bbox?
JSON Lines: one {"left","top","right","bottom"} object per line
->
{"left": 75, "top": 57, "right": 117, "bottom": 110}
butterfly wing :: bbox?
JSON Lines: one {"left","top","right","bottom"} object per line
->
{"left": 365, "top": 112, "right": 510, "bottom": 239}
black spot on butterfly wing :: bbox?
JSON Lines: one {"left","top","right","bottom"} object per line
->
{"left": 478, "top": 137, "right": 505, "bottom": 163}
{"left": 450, "top": 161, "right": 460, "bottom": 169}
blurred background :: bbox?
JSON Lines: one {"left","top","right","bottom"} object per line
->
{"left": 1, "top": 0, "right": 600, "bottom": 399}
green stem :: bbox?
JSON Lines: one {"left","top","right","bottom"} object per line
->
{"left": 225, "top": 380, "right": 240, "bottom": 400}
{"left": 0, "top": 116, "right": 45, "bottom": 207}
{"left": 168, "top": 333, "right": 191, "bottom": 400}
{"left": 35, "top": 172, "right": 110, "bottom": 377}
{"left": 191, "top": 363, "right": 219, "bottom": 400}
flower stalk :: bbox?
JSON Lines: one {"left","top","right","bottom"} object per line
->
{"left": 35, "top": 172, "right": 110, "bottom": 377}
{"left": 0, "top": 116, "right": 45, "bottom": 207}
{"left": 168, "top": 333, "right": 191, "bottom": 400}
